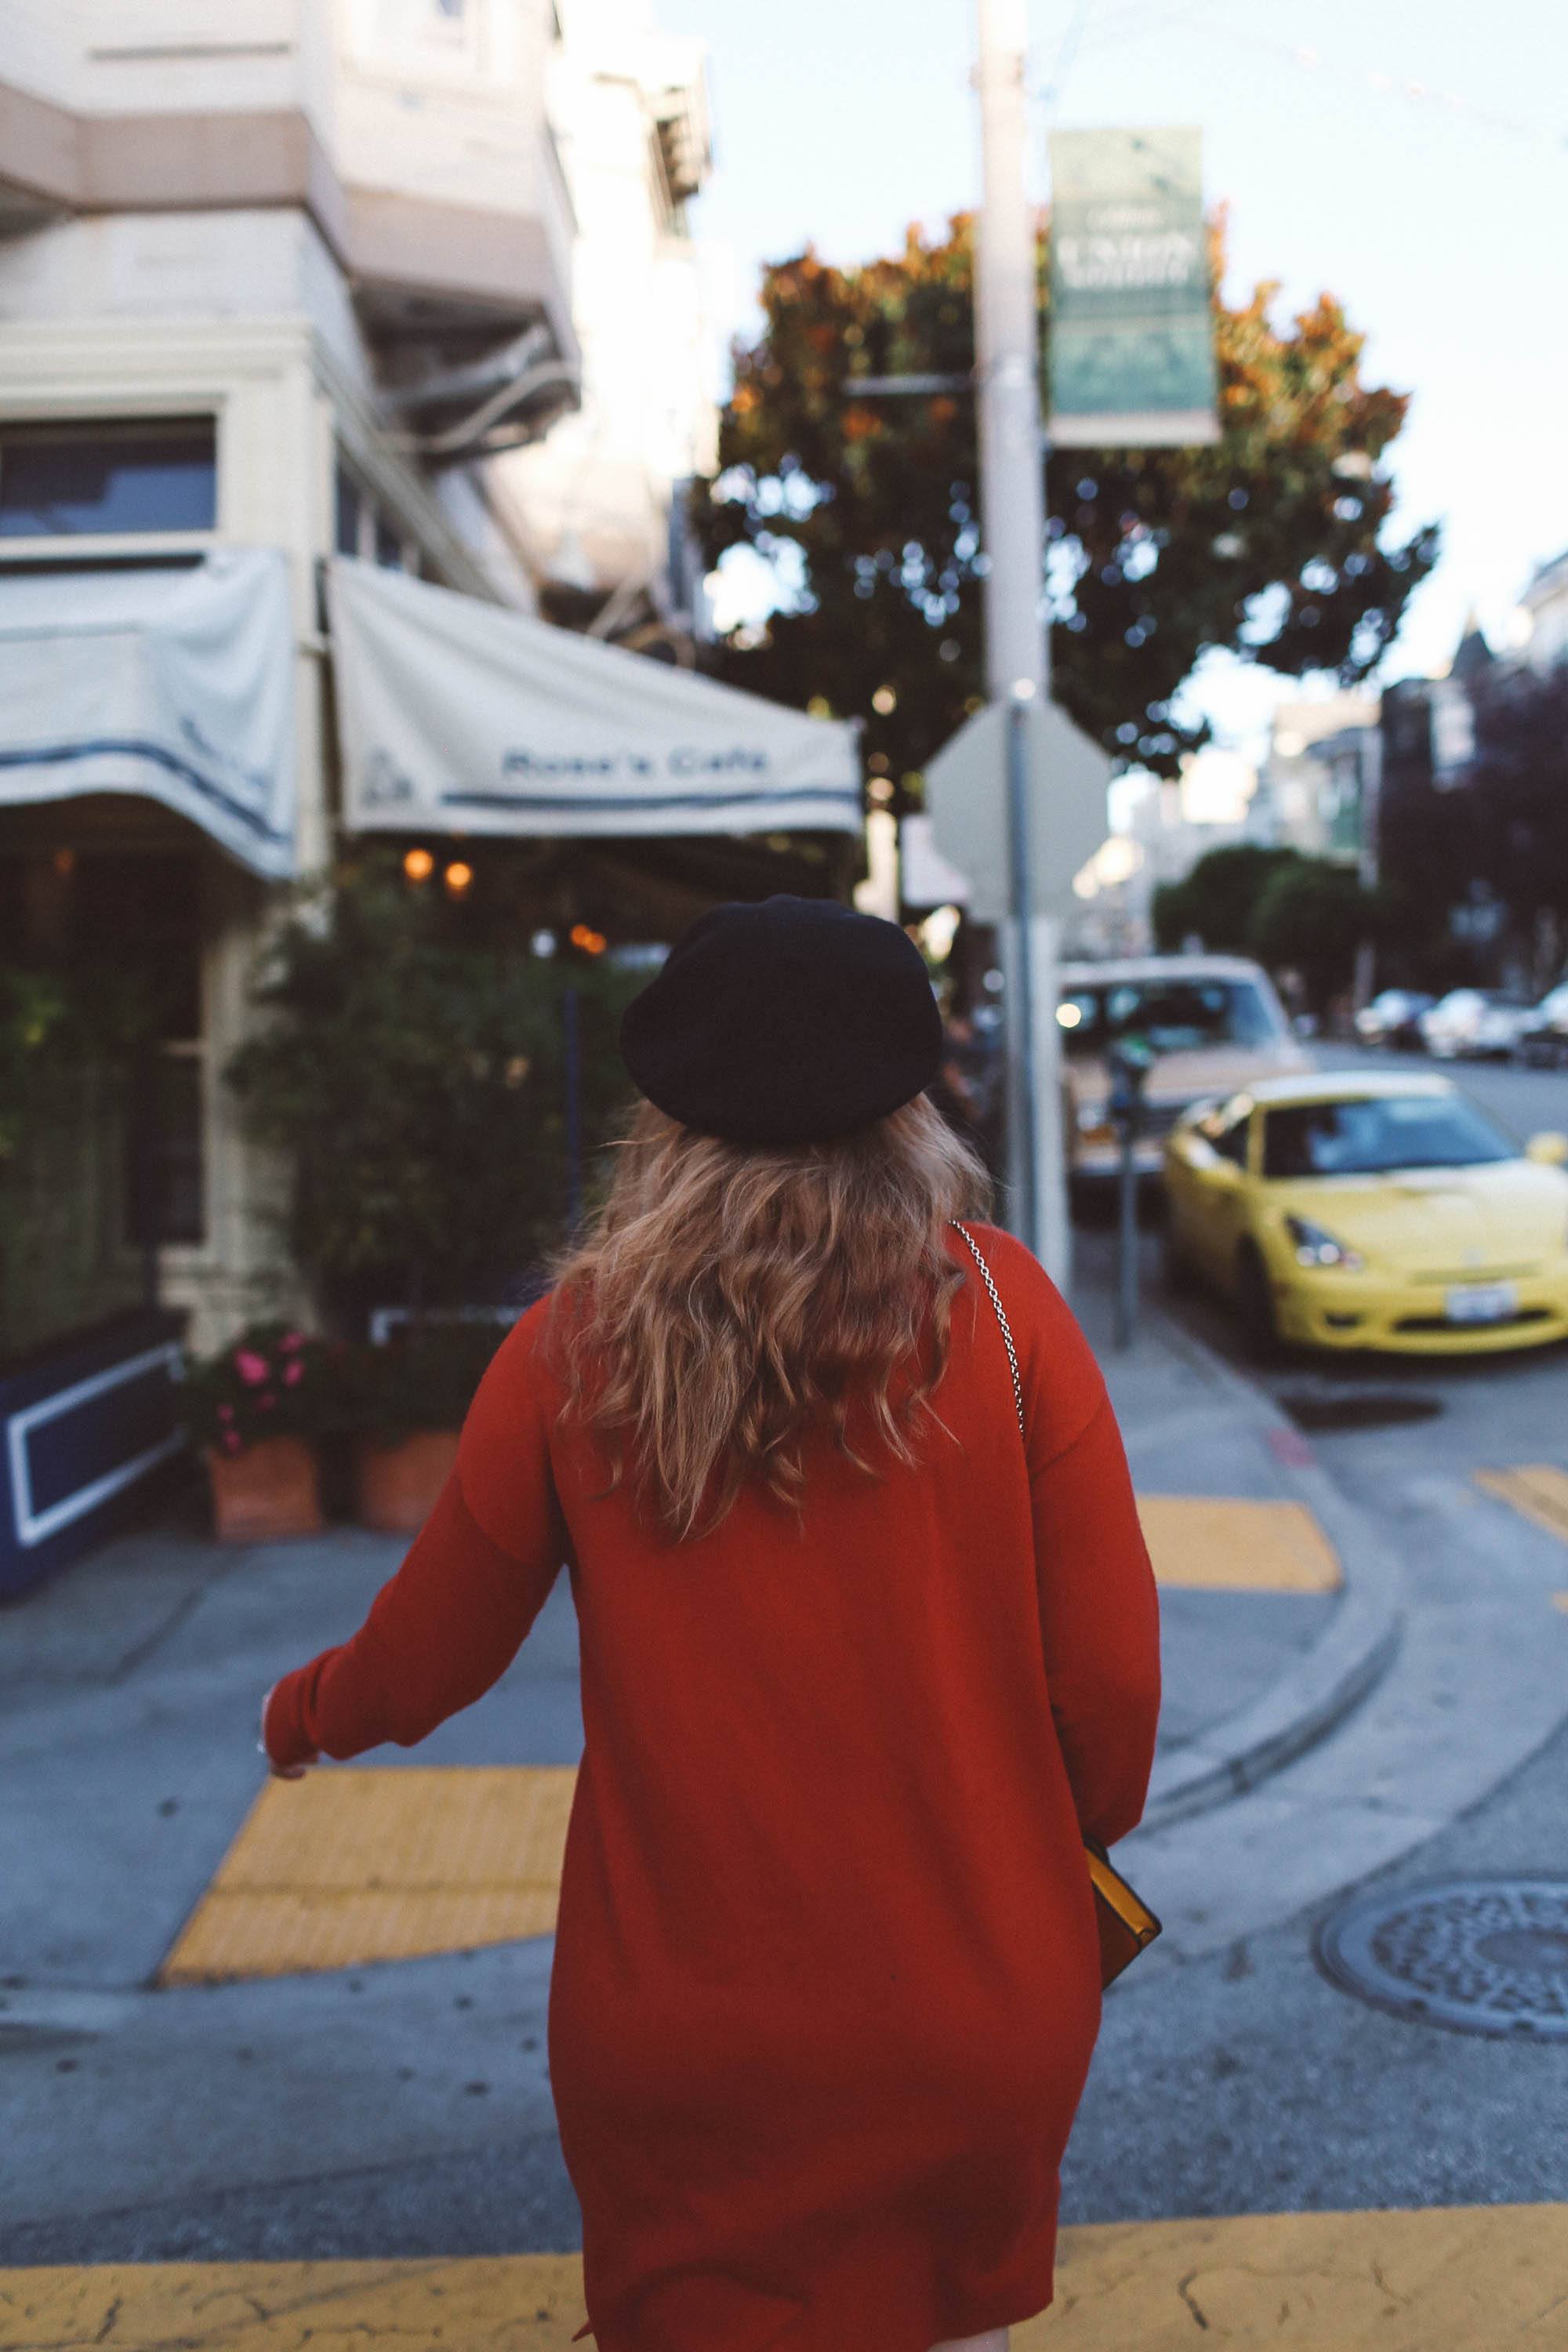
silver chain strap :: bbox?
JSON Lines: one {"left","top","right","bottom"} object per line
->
{"left": 948, "top": 1219, "right": 1025, "bottom": 1443}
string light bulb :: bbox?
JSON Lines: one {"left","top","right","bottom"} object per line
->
{"left": 403, "top": 848, "right": 434, "bottom": 882}
{"left": 444, "top": 860, "right": 474, "bottom": 897}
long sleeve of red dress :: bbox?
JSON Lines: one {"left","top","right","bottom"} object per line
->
{"left": 263, "top": 1298, "right": 571, "bottom": 1767}
{"left": 262, "top": 1225, "right": 1160, "bottom": 2352}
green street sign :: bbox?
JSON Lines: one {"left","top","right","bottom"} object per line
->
{"left": 1047, "top": 126, "right": 1219, "bottom": 448}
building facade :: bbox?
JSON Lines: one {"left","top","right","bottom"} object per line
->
{"left": 499, "top": 0, "right": 717, "bottom": 655}
{"left": 0, "top": 0, "right": 718, "bottom": 1361}
{"left": 1519, "top": 549, "right": 1568, "bottom": 677}
{"left": 1247, "top": 693, "right": 1381, "bottom": 868}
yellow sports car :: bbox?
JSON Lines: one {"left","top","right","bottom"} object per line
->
{"left": 1163, "top": 1071, "right": 1568, "bottom": 1357}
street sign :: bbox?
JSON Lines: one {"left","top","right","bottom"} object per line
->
{"left": 1047, "top": 126, "right": 1220, "bottom": 448}
{"left": 923, "top": 698, "right": 1112, "bottom": 922}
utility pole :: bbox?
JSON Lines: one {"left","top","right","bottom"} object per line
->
{"left": 975, "top": 0, "right": 1070, "bottom": 1288}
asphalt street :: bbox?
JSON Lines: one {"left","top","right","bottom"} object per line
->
{"left": 1061, "top": 1044, "right": 1568, "bottom": 2227}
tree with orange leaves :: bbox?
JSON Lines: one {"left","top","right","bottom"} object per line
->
{"left": 694, "top": 214, "right": 1437, "bottom": 801}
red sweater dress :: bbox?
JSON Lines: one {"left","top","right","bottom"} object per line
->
{"left": 265, "top": 1221, "right": 1161, "bottom": 2352}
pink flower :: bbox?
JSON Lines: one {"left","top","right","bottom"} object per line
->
{"left": 217, "top": 1403, "right": 234, "bottom": 1422}
{"left": 280, "top": 1332, "right": 304, "bottom": 1353}
{"left": 234, "top": 1349, "right": 269, "bottom": 1385}
{"left": 256, "top": 1392, "right": 276, "bottom": 1411}
{"left": 282, "top": 1359, "right": 303, "bottom": 1386}
{"left": 222, "top": 1430, "right": 243, "bottom": 1456}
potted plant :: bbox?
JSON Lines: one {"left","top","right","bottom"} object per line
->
{"left": 225, "top": 858, "right": 644, "bottom": 1334}
{"left": 347, "top": 1318, "right": 506, "bottom": 1533}
{"left": 181, "top": 1323, "right": 336, "bottom": 1541}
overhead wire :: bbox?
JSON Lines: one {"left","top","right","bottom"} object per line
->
{"left": 1038, "top": 0, "right": 1097, "bottom": 115}
{"left": 1044, "top": 0, "right": 1566, "bottom": 155}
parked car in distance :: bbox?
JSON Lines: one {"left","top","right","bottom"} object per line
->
{"left": 1353, "top": 989, "right": 1436, "bottom": 1050}
{"left": 1058, "top": 954, "right": 1310, "bottom": 1179}
{"left": 1519, "top": 984, "right": 1568, "bottom": 1069}
{"left": 1163, "top": 1071, "right": 1568, "bottom": 1359}
{"left": 1417, "top": 988, "right": 1535, "bottom": 1061}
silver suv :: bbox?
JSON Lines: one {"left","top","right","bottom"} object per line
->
{"left": 1058, "top": 954, "right": 1309, "bottom": 1178}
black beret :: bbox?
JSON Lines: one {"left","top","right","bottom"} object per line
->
{"left": 619, "top": 895, "right": 943, "bottom": 1145}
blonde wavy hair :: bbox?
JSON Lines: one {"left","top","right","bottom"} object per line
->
{"left": 543, "top": 1091, "right": 993, "bottom": 1543}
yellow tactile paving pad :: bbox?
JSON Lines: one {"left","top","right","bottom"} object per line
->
{"left": 1137, "top": 1496, "right": 1341, "bottom": 1592}
{"left": 5, "top": 2204, "right": 1566, "bottom": 2348}
{"left": 158, "top": 1767, "right": 575, "bottom": 1984}
{"left": 1475, "top": 1464, "right": 1568, "bottom": 1544}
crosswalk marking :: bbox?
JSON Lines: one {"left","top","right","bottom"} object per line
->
{"left": 1475, "top": 1465, "right": 1568, "bottom": 1544}
{"left": 1136, "top": 1496, "right": 1341, "bottom": 1592}
{"left": 5, "top": 2204, "right": 1565, "bottom": 2348}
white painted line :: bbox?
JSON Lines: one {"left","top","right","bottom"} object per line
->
{"left": 7, "top": 1342, "right": 183, "bottom": 1546}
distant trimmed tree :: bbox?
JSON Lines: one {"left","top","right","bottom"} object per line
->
{"left": 1248, "top": 858, "right": 1383, "bottom": 1011}
{"left": 1152, "top": 843, "right": 1383, "bottom": 1014}
{"left": 695, "top": 213, "right": 1438, "bottom": 803}
{"left": 1151, "top": 844, "right": 1300, "bottom": 956}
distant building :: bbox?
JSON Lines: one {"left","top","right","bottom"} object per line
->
{"left": 1248, "top": 693, "right": 1381, "bottom": 866}
{"left": 1063, "top": 747, "right": 1258, "bottom": 958}
{"left": 499, "top": 0, "right": 717, "bottom": 657}
{"left": 1377, "top": 618, "right": 1494, "bottom": 846}
{"left": 1518, "top": 549, "right": 1568, "bottom": 675}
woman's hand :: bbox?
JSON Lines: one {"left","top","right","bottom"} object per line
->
{"left": 259, "top": 1681, "right": 320, "bottom": 1780}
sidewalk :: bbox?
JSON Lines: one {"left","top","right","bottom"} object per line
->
{"left": 0, "top": 1240, "right": 1403, "bottom": 2284}
{"left": 1071, "top": 1224, "right": 1402, "bottom": 1829}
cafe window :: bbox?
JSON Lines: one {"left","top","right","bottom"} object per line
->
{"left": 375, "top": 512, "right": 408, "bottom": 570}
{"left": 335, "top": 456, "right": 416, "bottom": 572}
{"left": 67, "top": 855, "right": 207, "bottom": 1249}
{"left": 335, "top": 464, "right": 365, "bottom": 558}
{"left": 0, "top": 418, "right": 217, "bottom": 538}
{"left": 126, "top": 1047, "right": 205, "bottom": 1250}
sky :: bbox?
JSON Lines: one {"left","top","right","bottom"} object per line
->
{"left": 655, "top": 0, "right": 1568, "bottom": 759}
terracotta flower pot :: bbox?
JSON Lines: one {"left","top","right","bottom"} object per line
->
{"left": 206, "top": 1436, "right": 323, "bottom": 1543}
{"left": 354, "top": 1428, "right": 460, "bottom": 1534}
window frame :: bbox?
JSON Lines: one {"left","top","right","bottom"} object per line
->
{"left": 0, "top": 408, "right": 223, "bottom": 563}
{"left": 333, "top": 453, "right": 424, "bottom": 575}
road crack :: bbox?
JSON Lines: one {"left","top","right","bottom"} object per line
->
{"left": 1175, "top": 2270, "right": 1211, "bottom": 2329}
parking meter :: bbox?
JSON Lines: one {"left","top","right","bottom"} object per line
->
{"left": 1109, "top": 1038, "right": 1154, "bottom": 1349}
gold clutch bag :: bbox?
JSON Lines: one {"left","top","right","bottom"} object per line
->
{"left": 1085, "top": 1838, "right": 1163, "bottom": 1985}
{"left": 948, "top": 1220, "right": 1164, "bottom": 1989}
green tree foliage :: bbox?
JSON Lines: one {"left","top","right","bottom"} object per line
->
{"left": 1248, "top": 858, "right": 1381, "bottom": 1007}
{"left": 227, "top": 860, "right": 642, "bottom": 1328}
{"left": 1151, "top": 844, "right": 1299, "bottom": 955}
{"left": 695, "top": 215, "right": 1437, "bottom": 797}
{"left": 0, "top": 971, "right": 69, "bottom": 1167}
{"left": 1153, "top": 842, "right": 1382, "bottom": 1011}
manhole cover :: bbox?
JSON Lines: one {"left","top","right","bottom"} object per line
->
{"left": 1281, "top": 1390, "right": 1443, "bottom": 1432}
{"left": 1317, "top": 1879, "right": 1568, "bottom": 2038}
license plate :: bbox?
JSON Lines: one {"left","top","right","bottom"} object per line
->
{"left": 1444, "top": 1282, "right": 1517, "bottom": 1325}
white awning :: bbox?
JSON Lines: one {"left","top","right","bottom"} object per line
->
{"left": 0, "top": 550, "right": 296, "bottom": 878}
{"left": 327, "top": 557, "right": 862, "bottom": 840}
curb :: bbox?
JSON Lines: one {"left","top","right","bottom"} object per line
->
{"left": 1134, "top": 1309, "right": 1408, "bottom": 1835}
